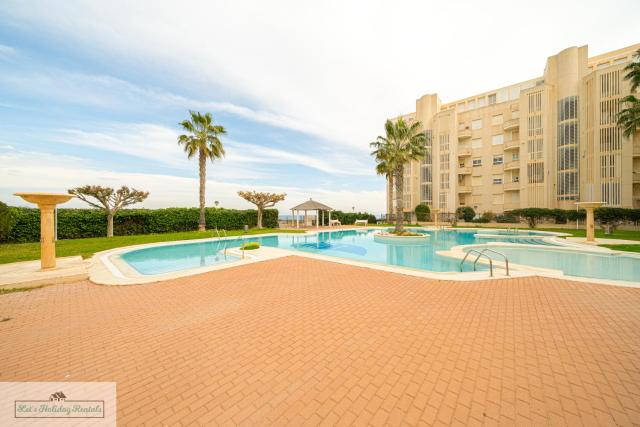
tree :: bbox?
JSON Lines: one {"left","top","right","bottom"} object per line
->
{"left": 238, "top": 191, "right": 286, "bottom": 229}
{"left": 414, "top": 203, "right": 430, "bottom": 221}
{"left": 370, "top": 118, "right": 426, "bottom": 232}
{"left": 68, "top": 185, "right": 149, "bottom": 237}
{"left": 456, "top": 206, "right": 475, "bottom": 222}
{"left": 178, "top": 111, "right": 226, "bottom": 231}
{"left": 0, "top": 201, "right": 15, "bottom": 241}
{"left": 617, "top": 49, "right": 640, "bottom": 138}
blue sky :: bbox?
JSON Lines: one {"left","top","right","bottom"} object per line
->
{"left": 1, "top": 1, "right": 638, "bottom": 215}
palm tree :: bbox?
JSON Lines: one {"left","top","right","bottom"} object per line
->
{"left": 617, "top": 49, "right": 640, "bottom": 138}
{"left": 370, "top": 118, "right": 426, "bottom": 232}
{"left": 178, "top": 111, "right": 226, "bottom": 231}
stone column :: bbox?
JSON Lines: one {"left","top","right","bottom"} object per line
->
{"left": 39, "top": 204, "right": 56, "bottom": 269}
{"left": 585, "top": 207, "right": 595, "bottom": 242}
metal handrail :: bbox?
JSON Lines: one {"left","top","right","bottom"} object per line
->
{"left": 476, "top": 248, "right": 510, "bottom": 276}
{"left": 459, "top": 247, "right": 510, "bottom": 277}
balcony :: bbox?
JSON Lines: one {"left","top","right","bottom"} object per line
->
{"left": 634, "top": 172, "right": 640, "bottom": 184}
{"left": 503, "top": 118, "right": 519, "bottom": 131}
{"left": 504, "top": 202, "right": 520, "bottom": 210}
{"left": 504, "top": 160, "right": 520, "bottom": 171}
{"left": 458, "top": 147, "right": 472, "bottom": 157}
{"left": 458, "top": 129, "right": 471, "bottom": 139}
{"left": 634, "top": 141, "right": 640, "bottom": 157}
{"left": 504, "top": 139, "right": 520, "bottom": 150}
{"left": 504, "top": 181, "right": 520, "bottom": 191}
{"left": 457, "top": 185, "right": 472, "bottom": 194}
{"left": 458, "top": 167, "right": 472, "bottom": 175}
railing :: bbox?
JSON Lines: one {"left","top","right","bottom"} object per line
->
{"left": 503, "top": 181, "right": 520, "bottom": 191}
{"left": 458, "top": 129, "right": 472, "bottom": 139}
{"left": 460, "top": 248, "right": 510, "bottom": 277}
{"left": 504, "top": 139, "right": 520, "bottom": 150}
{"left": 504, "top": 160, "right": 520, "bottom": 171}
{"left": 457, "top": 185, "right": 472, "bottom": 193}
{"left": 633, "top": 142, "right": 640, "bottom": 156}
{"left": 503, "top": 119, "right": 519, "bottom": 130}
{"left": 458, "top": 147, "right": 472, "bottom": 156}
{"left": 458, "top": 167, "right": 472, "bottom": 175}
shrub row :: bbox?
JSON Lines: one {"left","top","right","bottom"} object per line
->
{"left": 322, "top": 211, "right": 377, "bottom": 226}
{"left": 507, "top": 207, "right": 640, "bottom": 228}
{"left": 3, "top": 207, "right": 279, "bottom": 243}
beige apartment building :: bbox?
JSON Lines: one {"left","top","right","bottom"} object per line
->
{"left": 387, "top": 43, "right": 640, "bottom": 220}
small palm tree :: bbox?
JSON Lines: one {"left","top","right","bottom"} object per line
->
{"left": 617, "top": 49, "right": 640, "bottom": 138}
{"left": 178, "top": 111, "right": 226, "bottom": 231}
{"left": 370, "top": 118, "right": 426, "bottom": 232}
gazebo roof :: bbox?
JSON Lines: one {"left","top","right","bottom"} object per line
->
{"left": 291, "top": 198, "right": 333, "bottom": 211}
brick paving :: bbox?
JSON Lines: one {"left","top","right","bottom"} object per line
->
{"left": 1, "top": 256, "right": 639, "bottom": 426}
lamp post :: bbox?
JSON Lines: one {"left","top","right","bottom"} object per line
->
{"left": 14, "top": 192, "right": 75, "bottom": 269}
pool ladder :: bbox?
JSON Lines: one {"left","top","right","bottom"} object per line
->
{"left": 460, "top": 248, "right": 510, "bottom": 277}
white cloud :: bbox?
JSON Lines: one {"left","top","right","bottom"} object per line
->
{"left": 0, "top": 44, "right": 16, "bottom": 58}
{"left": 0, "top": 148, "right": 386, "bottom": 213}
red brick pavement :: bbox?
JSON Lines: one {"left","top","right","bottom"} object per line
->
{"left": 1, "top": 256, "right": 639, "bottom": 426}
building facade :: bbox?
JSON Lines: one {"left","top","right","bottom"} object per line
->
{"left": 387, "top": 44, "right": 640, "bottom": 220}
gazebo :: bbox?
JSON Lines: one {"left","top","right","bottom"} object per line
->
{"left": 291, "top": 198, "right": 333, "bottom": 229}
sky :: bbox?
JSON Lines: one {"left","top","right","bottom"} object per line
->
{"left": 0, "top": 0, "right": 638, "bottom": 216}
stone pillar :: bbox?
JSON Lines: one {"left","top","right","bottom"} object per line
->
{"left": 39, "top": 204, "right": 56, "bottom": 269}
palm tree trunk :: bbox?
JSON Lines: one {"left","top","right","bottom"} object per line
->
{"left": 394, "top": 167, "right": 404, "bottom": 232}
{"left": 198, "top": 150, "right": 207, "bottom": 232}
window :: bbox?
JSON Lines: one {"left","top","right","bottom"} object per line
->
{"left": 493, "top": 155, "right": 503, "bottom": 165}
{"left": 491, "top": 114, "right": 503, "bottom": 125}
{"left": 478, "top": 97, "right": 486, "bottom": 107}
{"left": 513, "top": 175, "right": 520, "bottom": 183}
{"left": 492, "top": 174, "right": 503, "bottom": 185}
{"left": 491, "top": 134, "right": 504, "bottom": 145}
{"left": 472, "top": 158, "right": 482, "bottom": 167}
{"left": 471, "top": 119, "right": 482, "bottom": 130}
{"left": 468, "top": 99, "right": 476, "bottom": 110}
{"left": 471, "top": 138, "right": 482, "bottom": 149}
{"left": 488, "top": 94, "right": 496, "bottom": 105}
{"left": 458, "top": 122, "right": 466, "bottom": 130}
{"left": 512, "top": 152, "right": 519, "bottom": 161}
{"left": 492, "top": 194, "right": 504, "bottom": 205}
{"left": 457, "top": 103, "right": 465, "bottom": 112}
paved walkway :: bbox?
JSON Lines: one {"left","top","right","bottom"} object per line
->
{"left": 1, "top": 256, "right": 639, "bottom": 426}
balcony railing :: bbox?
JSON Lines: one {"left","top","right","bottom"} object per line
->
{"left": 458, "top": 147, "right": 472, "bottom": 157}
{"left": 503, "top": 118, "right": 519, "bottom": 130}
{"left": 634, "top": 172, "right": 640, "bottom": 184}
{"left": 457, "top": 185, "right": 472, "bottom": 193}
{"left": 458, "top": 167, "right": 472, "bottom": 175}
{"left": 504, "top": 202, "right": 520, "bottom": 210}
{"left": 634, "top": 141, "right": 640, "bottom": 157}
{"left": 504, "top": 139, "right": 520, "bottom": 150}
{"left": 458, "top": 129, "right": 472, "bottom": 139}
{"left": 504, "top": 160, "right": 520, "bottom": 171}
{"left": 504, "top": 181, "right": 520, "bottom": 191}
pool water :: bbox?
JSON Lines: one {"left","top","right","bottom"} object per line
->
{"left": 121, "top": 242, "right": 241, "bottom": 274}
{"left": 479, "top": 246, "right": 640, "bottom": 283}
{"left": 120, "top": 228, "right": 556, "bottom": 275}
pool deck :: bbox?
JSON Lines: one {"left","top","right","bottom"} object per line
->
{"left": 1, "top": 256, "right": 639, "bottom": 425}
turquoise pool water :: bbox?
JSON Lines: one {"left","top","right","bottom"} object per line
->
{"left": 478, "top": 246, "right": 640, "bottom": 283}
{"left": 120, "top": 228, "right": 558, "bottom": 275}
{"left": 122, "top": 242, "right": 241, "bottom": 274}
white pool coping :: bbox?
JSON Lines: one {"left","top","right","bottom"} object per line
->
{"left": 88, "top": 227, "right": 640, "bottom": 288}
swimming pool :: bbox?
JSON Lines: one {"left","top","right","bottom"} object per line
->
{"left": 473, "top": 245, "right": 640, "bottom": 283}
{"left": 119, "top": 228, "right": 560, "bottom": 275}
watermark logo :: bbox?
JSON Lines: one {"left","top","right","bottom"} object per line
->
{"left": 1, "top": 382, "right": 115, "bottom": 426}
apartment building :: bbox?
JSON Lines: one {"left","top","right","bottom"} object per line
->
{"left": 387, "top": 43, "right": 640, "bottom": 220}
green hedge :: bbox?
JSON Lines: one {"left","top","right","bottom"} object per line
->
{"left": 506, "top": 207, "right": 640, "bottom": 228}
{"left": 322, "top": 211, "right": 377, "bottom": 225}
{"left": 4, "top": 207, "right": 279, "bottom": 243}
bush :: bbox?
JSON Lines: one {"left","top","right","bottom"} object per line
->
{"left": 472, "top": 211, "right": 494, "bottom": 223}
{"left": 456, "top": 206, "right": 475, "bottom": 222}
{"left": 414, "top": 203, "right": 430, "bottom": 221}
{"left": 3, "top": 207, "right": 279, "bottom": 243}
{"left": 241, "top": 241, "right": 260, "bottom": 250}
{"left": 324, "top": 211, "right": 376, "bottom": 226}
{"left": 0, "top": 201, "right": 15, "bottom": 241}
{"left": 495, "top": 213, "right": 517, "bottom": 223}
{"left": 551, "top": 209, "right": 567, "bottom": 224}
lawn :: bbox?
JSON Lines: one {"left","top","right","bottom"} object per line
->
{"left": 0, "top": 228, "right": 304, "bottom": 264}
{"left": 599, "top": 244, "right": 640, "bottom": 253}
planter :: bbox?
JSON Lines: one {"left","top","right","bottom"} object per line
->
{"left": 373, "top": 232, "right": 429, "bottom": 245}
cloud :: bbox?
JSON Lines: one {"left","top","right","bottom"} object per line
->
{"left": 0, "top": 44, "right": 16, "bottom": 58}
{"left": 0, "top": 148, "right": 386, "bottom": 213}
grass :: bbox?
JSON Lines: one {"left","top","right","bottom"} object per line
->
{"left": 599, "top": 244, "right": 640, "bottom": 253}
{"left": 0, "top": 228, "right": 304, "bottom": 265}
{"left": 241, "top": 242, "right": 260, "bottom": 250}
